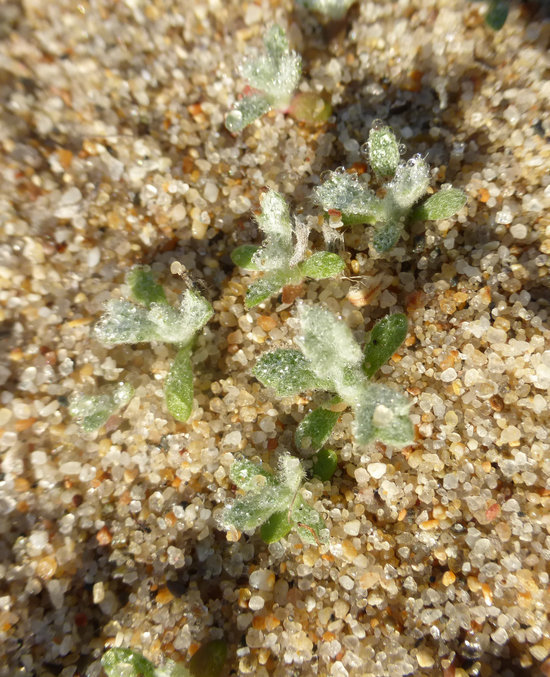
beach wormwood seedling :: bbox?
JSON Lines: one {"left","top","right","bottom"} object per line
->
{"left": 223, "top": 455, "right": 327, "bottom": 545}
{"left": 94, "top": 266, "right": 213, "bottom": 422}
{"left": 225, "top": 25, "right": 302, "bottom": 133}
{"left": 254, "top": 304, "right": 412, "bottom": 451}
{"left": 314, "top": 122, "right": 467, "bottom": 252}
{"left": 232, "top": 189, "right": 345, "bottom": 308}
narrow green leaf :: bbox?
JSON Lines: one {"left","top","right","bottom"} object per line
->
{"left": 295, "top": 406, "right": 340, "bottom": 451}
{"left": 229, "top": 459, "right": 274, "bottom": 492}
{"left": 368, "top": 125, "right": 400, "bottom": 178}
{"left": 101, "top": 648, "right": 156, "bottom": 677}
{"left": 245, "top": 270, "right": 291, "bottom": 308}
{"left": 292, "top": 495, "right": 327, "bottom": 544}
{"left": 231, "top": 245, "right": 260, "bottom": 270}
{"left": 260, "top": 510, "right": 293, "bottom": 543}
{"left": 298, "top": 252, "right": 345, "bottom": 280}
{"left": 312, "top": 447, "right": 338, "bottom": 481}
{"left": 411, "top": 188, "right": 467, "bottom": 222}
{"left": 225, "top": 93, "right": 272, "bottom": 133}
{"left": 372, "top": 220, "right": 404, "bottom": 253}
{"left": 126, "top": 266, "right": 167, "bottom": 307}
{"left": 165, "top": 346, "right": 194, "bottom": 422}
{"left": 254, "top": 349, "right": 330, "bottom": 397}
{"left": 485, "top": 0, "right": 509, "bottom": 30}
{"left": 187, "top": 640, "right": 227, "bottom": 677}
{"left": 363, "top": 313, "right": 408, "bottom": 378}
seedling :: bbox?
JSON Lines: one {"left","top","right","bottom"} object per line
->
{"left": 69, "top": 382, "right": 134, "bottom": 432}
{"left": 94, "top": 266, "right": 213, "bottom": 422}
{"left": 102, "top": 640, "right": 227, "bottom": 677}
{"left": 225, "top": 26, "right": 331, "bottom": 132}
{"left": 313, "top": 123, "right": 467, "bottom": 252}
{"left": 254, "top": 304, "right": 412, "bottom": 451}
{"left": 295, "top": 0, "right": 357, "bottom": 20}
{"left": 222, "top": 455, "right": 327, "bottom": 545}
{"left": 231, "top": 189, "right": 345, "bottom": 308}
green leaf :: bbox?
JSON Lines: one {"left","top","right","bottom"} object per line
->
{"left": 485, "top": 0, "right": 509, "bottom": 30}
{"left": 367, "top": 125, "right": 400, "bottom": 178}
{"left": 295, "top": 0, "right": 356, "bottom": 20}
{"left": 288, "top": 92, "right": 332, "bottom": 124}
{"left": 241, "top": 25, "right": 302, "bottom": 110}
{"left": 298, "top": 252, "right": 345, "bottom": 280}
{"left": 225, "top": 93, "right": 272, "bottom": 133}
{"left": 253, "top": 190, "right": 294, "bottom": 270}
{"left": 94, "top": 299, "right": 159, "bottom": 345}
{"left": 231, "top": 245, "right": 260, "bottom": 270}
{"left": 411, "top": 188, "right": 467, "bottom": 222}
{"left": 372, "top": 219, "right": 405, "bottom": 253}
{"left": 245, "top": 269, "right": 291, "bottom": 308}
{"left": 187, "top": 640, "right": 227, "bottom": 677}
{"left": 353, "top": 384, "right": 413, "bottom": 447}
{"left": 260, "top": 510, "right": 293, "bottom": 543}
{"left": 126, "top": 266, "right": 167, "bottom": 307}
{"left": 69, "top": 382, "right": 134, "bottom": 432}
{"left": 312, "top": 447, "right": 338, "bottom": 481}
{"left": 292, "top": 495, "right": 327, "bottom": 545}
{"left": 254, "top": 349, "right": 329, "bottom": 397}
{"left": 295, "top": 406, "right": 340, "bottom": 452}
{"left": 313, "top": 171, "right": 384, "bottom": 225}
{"left": 229, "top": 459, "right": 274, "bottom": 492}
{"left": 388, "top": 157, "right": 430, "bottom": 210}
{"left": 101, "top": 648, "right": 156, "bottom": 677}
{"left": 363, "top": 313, "right": 408, "bottom": 378}
{"left": 224, "top": 483, "right": 291, "bottom": 531}
{"left": 165, "top": 346, "right": 194, "bottom": 422}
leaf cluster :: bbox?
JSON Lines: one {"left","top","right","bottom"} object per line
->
{"left": 223, "top": 456, "right": 326, "bottom": 545}
{"left": 231, "top": 189, "right": 345, "bottom": 308}
{"left": 225, "top": 26, "right": 302, "bottom": 133}
{"left": 94, "top": 266, "right": 213, "bottom": 422}
{"left": 254, "top": 304, "right": 412, "bottom": 450}
{"left": 314, "top": 124, "right": 467, "bottom": 252}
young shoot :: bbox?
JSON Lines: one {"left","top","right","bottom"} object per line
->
{"left": 295, "top": 0, "right": 357, "bottom": 21}
{"left": 222, "top": 455, "right": 327, "bottom": 545}
{"left": 254, "top": 304, "right": 412, "bottom": 452}
{"left": 102, "top": 640, "right": 227, "bottom": 677}
{"left": 225, "top": 25, "right": 302, "bottom": 133}
{"left": 94, "top": 266, "right": 213, "bottom": 422}
{"left": 69, "top": 382, "right": 134, "bottom": 432}
{"left": 231, "top": 190, "right": 345, "bottom": 308}
{"left": 313, "top": 122, "right": 467, "bottom": 252}
{"left": 225, "top": 26, "right": 331, "bottom": 131}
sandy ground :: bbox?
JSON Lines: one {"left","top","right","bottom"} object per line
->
{"left": 0, "top": 0, "right": 549, "bottom": 675}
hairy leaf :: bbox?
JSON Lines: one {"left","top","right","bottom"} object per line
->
{"left": 411, "top": 188, "right": 467, "bottom": 222}
{"left": 363, "top": 313, "right": 408, "bottom": 378}
{"left": 229, "top": 459, "right": 275, "bottom": 492}
{"left": 295, "top": 0, "right": 357, "bottom": 20}
{"left": 368, "top": 125, "right": 400, "bottom": 178}
{"left": 245, "top": 269, "right": 291, "bottom": 308}
{"left": 253, "top": 190, "right": 294, "bottom": 270}
{"left": 292, "top": 495, "right": 327, "bottom": 544}
{"left": 388, "top": 157, "right": 430, "bottom": 210}
{"left": 353, "top": 384, "right": 413, "bottom": 447}
{"left": 298, "top": 251, "right": 345, "bottom": 280}
{"left": 126, "top": 266, "right": 167, "bottom": 307}
{"left": 225, "top": 93, "right": 272, "bottom": 133}
{"left": 225, "top": 484, "right": 292, "bottom": 532}
{"left": 254, "top": 349, "right": 329, "bottom": 397}
{"left": 231, "top": 245, "right": 260, "bottom": 270}
{"left": 313, "top": 171, "right": 384, "bottom": 225}
{"left": 102, "top": 648, "right": 156, "bottom": 677}
{"left": 372, "top": 219, "right": 405, "bottom": 253}
{"left": 94, "top": 299, "right": 159, "bottom": 345}
{"left": 69, "top": 382, "right": 134, "bottom": 432}
{"left": 295, "top": 406, "right": 340, "bottom": 452}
